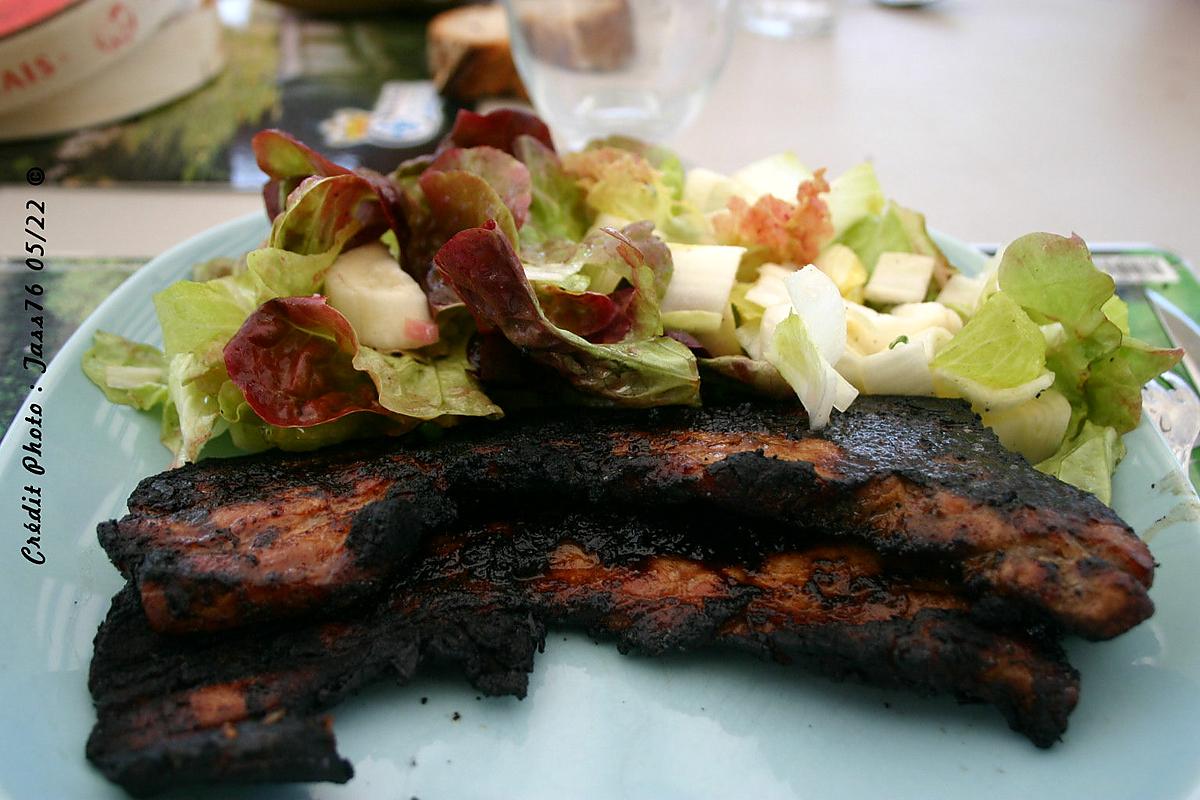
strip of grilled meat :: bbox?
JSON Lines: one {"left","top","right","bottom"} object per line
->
{"left": 89, "top": 511, "right": 1080, "bottom": 795}
{"left": 98, "top": 397, "right": 1153, "bottom": 640}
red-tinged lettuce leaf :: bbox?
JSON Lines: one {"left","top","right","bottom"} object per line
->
{"left": 537, "top": 286, "right": 621, "bottom": 339}
{"left": 254, "top": 129, "right": 349, "bottom": 179}
{"left": 394, "top": 169, "right": 523, "bottom": 313}
{"left": 253, "top": 129, "right": 350, "bottom": 218}
{"left": 224, "top": 296, "right": 501, "bottom": 430}
{"left": 699, "top": 355, "right": 795, "bottom": 401}
{"left": 224, "top": 297, "right": 385, "bottom": 427}
{"left": 271, "top": 174, "right": 390, "bottom": 255}
{"left": 252, "top": 128, "right": 408, "bottom": 242}
{"left": 434, "top": 224, "right": 699, "bottom": 407}
{"left": 714, "top": 170, "right": 834, "bottom": 265}
{"left": 666, "top": 329, "right": 708, "bottom": 355}
{"left": 429, "top": 146, "right": 533, "bottom": 228}
{"left": 514, "top": 135, "right": 590, "bottom": 246}
{"left": 440, "top": 108, "right": 555, "bottom": 156}
{"left": 601, "top": 222, "right": 671, "bottom": 336}
{"left": 418, "top": 170, "right": 520, "bottom": 250}
{"left": 525, "top": 222, "right": 670, "bottom": 344}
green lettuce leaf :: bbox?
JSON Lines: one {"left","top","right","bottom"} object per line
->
{"left": 514, "top": 135, "right": 590, "bottom": 247}
{"left": 932, "top": 292, "right": 1047, "bottom": 390}
{"left": 834, "top": 206, "right": 910, "bottom": 272}
{"left": 998, "top": 232, "right": 1180, "bottom": 435}
{"left": 82, "top": 331, "right": 169, "bottom": 410}
{"left": 1036, "top": 421, "right": 1125, "bottom": 505}
{"left": 832, "top": 201, "right": 953, "bottom": 290}
{"left": 826, "top": 162, "right": 885, "bottom": 238}
{"left": 562, "top": 145, "right": 710, "bottom": 244}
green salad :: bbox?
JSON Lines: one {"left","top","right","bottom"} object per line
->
{"left": 82, "top": 109, "right": 1179, "bottom": 505}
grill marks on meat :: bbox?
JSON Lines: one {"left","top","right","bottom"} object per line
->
{"left": 89, "top": 513, "right": 1079, "bottom": 795}
{"left": 99, "top": 397, "right": 1153, "bottom": 639}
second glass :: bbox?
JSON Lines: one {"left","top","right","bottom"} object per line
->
{"left": 501, "top": 0, "right": 736, "bottom": 148}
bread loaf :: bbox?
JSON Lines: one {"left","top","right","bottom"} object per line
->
{"left": 516, "top": 0, "right": 634, "bottom": 72}
{"left": 427, "top": 4, "right": 527, "bottom": 102}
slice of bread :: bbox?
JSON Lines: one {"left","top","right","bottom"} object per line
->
{"left": 516, "top": 0, "right": 633, "bottom": 72}
{"left": 427, "top": 4, "right": 527, "bottom": 102}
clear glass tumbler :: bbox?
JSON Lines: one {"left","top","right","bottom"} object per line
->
{"left": 501, "top": 0, "right": 736, "bottom": 148}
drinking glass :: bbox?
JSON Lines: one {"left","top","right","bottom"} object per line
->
{"left": 501, "top": 0, "right": 736, "bottom": 148}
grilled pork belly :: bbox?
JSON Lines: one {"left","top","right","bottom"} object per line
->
{"left": 98, "top": 397, "right": 1153, "bottom": 639}
{"left": 88, "top": 510, "right": 1080, "bottom": 795}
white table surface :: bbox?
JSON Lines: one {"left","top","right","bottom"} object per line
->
{"left": 2, "top": 0, "right": 1197, "bottom": 264}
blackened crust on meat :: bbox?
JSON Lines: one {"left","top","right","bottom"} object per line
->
{"left": 87, "top": 581, "right": 544, "bottom": 796}
{"left": 98, "top": 397, "right": 1153, "bottom": 639}
{"left": 729, "top": 610, "right": 1077, "bottom": 747}
{"left": 88, "top": 512, "right": 1081, "bottom": 795}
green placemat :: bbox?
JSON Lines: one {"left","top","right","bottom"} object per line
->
{"left": 0, "top": 258, "right": 142, "bottom": 438}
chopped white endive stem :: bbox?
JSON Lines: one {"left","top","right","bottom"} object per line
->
{"left": 762, "top": 267, "right": 859, "bottom": 428}
{"left": 859, "top": 341, "right": 936, "bottom": 396}
{"left": 324, "top": 242, "right": 438, "bottom": 352}
{"left": 814, "top": 244, "right": 868, "bottom": 302}
{"left": 784, "top": 266, "right": 847, "bottom": 363}
{"left": 844, "top": 301, "right": 960, "bottom": 355}
{"left": 752, "top": 301, "right": 793, "bottom": 361}
{"left": 936, "top": 273, "right": 986, "bottom": 317}
{"left": 835, "top": 349, "right": 866, "bottom": 391}
{"left": 978, "top": 389, "right": 1072, "bottom": 463}
{"left": 864, "top": 251, "right": 936, "bottom": 306}
{"left": 661, "top": 243, "right": 746, "bottom": 316}
{"left": 695, "top": 301, "right": 742, "bottom": 357}
{"left": 105, "top": 365, "right": 164, "bottom": 389}
{"left": 745, "top": 263, "right": 794, "bottom": 308}
{"left": 1040, "top": 322, "right": 1067, "bottom": 349}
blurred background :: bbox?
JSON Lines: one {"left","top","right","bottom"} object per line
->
{"left": 0, "top": 0, "right": 1196, "bottom": 260}
{"left": 1, "top": 0, "right": 1198, "bottom": 441}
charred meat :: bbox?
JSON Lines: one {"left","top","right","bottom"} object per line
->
{"left": 99, "top": 397, "right": 1153, "bottom": 639}
{"left": 88, "top": 509, "right": 1082, "bottom": 795}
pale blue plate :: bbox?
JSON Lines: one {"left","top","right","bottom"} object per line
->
{"left": 2, "top": 216, "right": 1198, "bottom": 799}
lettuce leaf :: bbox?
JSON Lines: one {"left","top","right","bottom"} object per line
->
{"left": 252, "top": 129, "right": 406, "bottom": 239}
{"left": 998, "top": 232, "right": 1181, "bottom": 435}
{"left": 699, "top": 355, "right": 793, "bottom": 400}
{"left": 527, "top": 221, "right": 671, "bottom": 344}
{"left": 428, "top": 145, "right": 533, "bottom": 229}
{"left": 825, "top": 162, "right": 885, "bottom": 238}
{"left": 514, "top": 135, "right": 590, "bottom": 246}
{"left": 562, "top": 146, "right": 710, "bottom": 244}
{"left": 223, "top": 296, "right": 500, "bottom": 428}
{"left": 418, "top": 169, "right": 520, "bottom": 250}
{"left": 932, "top": 293, "right": 1047, "bottom": 390}
{"left": 438, "top": 108, "right": 556, "bottom": 156}
{"left": 81, "top": 331, "right": 168, "bottom": 410}
{"left": 833, "top": 201, "right": 954, "bottom": 291}
{"left": 434, "top": 224, "right": 699, "bottom": 407}
{"left": 1036, "top": 421, "right": 1125, "bottom": 505}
